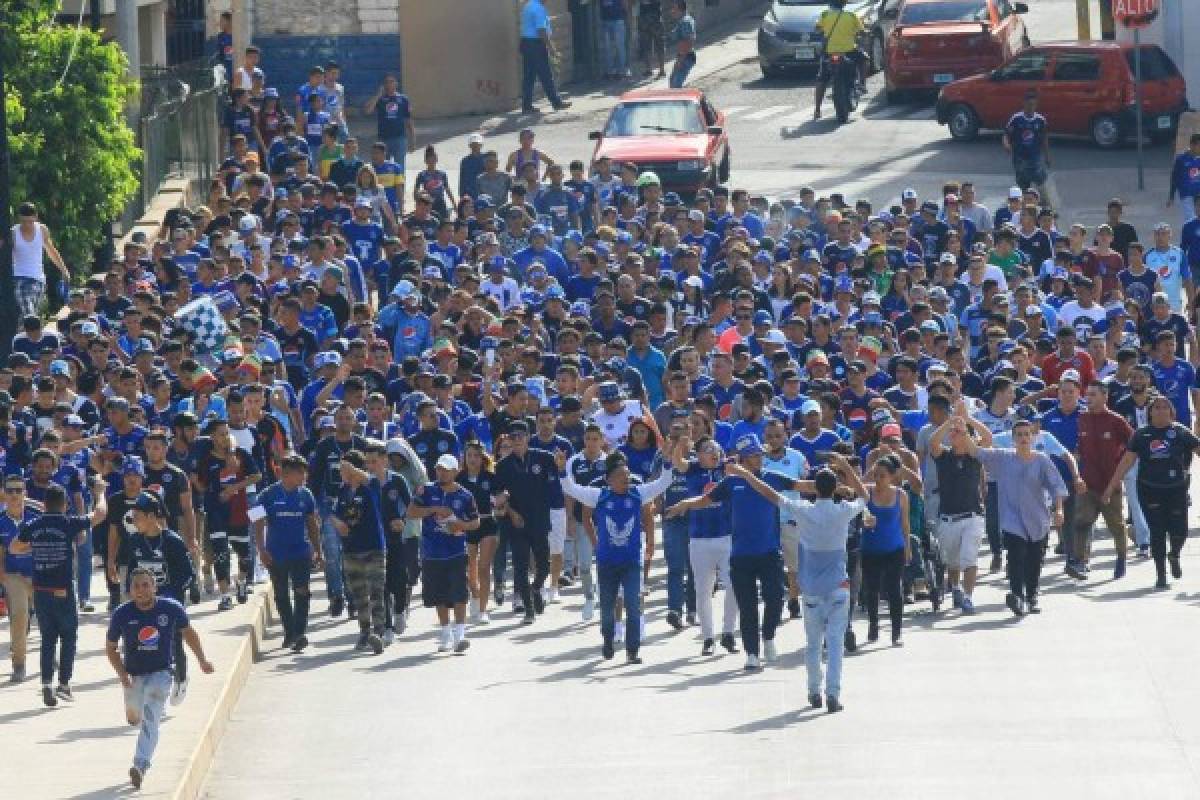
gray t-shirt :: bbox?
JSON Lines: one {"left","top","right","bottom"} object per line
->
{"left": 976, "top": 448, "right": 1068, "bottom": 541}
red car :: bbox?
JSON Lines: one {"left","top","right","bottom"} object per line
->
{"left": 936, "top": 41, "right": 1188, "bottom": 148}
{"left": 588, "top": 89, "right": 732, "bottom": 193}
{"left": 883, "top": 0, "right": 1029, "bottom": 102}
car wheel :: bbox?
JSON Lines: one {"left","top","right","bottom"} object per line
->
{"left": 718, "top": 150, "right": 731, "bottom": 184}
{"left": 870, "top": 33, "right": 885, "bottom": 75}
{"left": 946, "top": 103, "right": 980, "bottom": 141}
{"left": 1090, "top": 114, "right": 1123, "bottom": 148}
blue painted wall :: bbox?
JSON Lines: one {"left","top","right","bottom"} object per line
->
{"left": 252, "top": 34, "right": 403, "bottom": 109}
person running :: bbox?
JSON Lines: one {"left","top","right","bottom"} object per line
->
{"left": 106, "top": 567, "right": 214, "bottom": 790}
{"left": 11, "top": 483, "right": 108, "bottom": 707}
{"left": 726, "top": 454, "right": 867, "bottom": 713}
{"left": 559, "top": 442, "right": 680, "bottom": 664}
{"left": 123, "top": 491, "right": 195, "bottom": 703}
{"left": 1105, "top": 394, "right": 1200, "bottom": 590}
{"left": 963, "top": 417, "right": 1068, "bottom": 616}
{"left": 251, "top": 454, "right": 323, "bottom": 653}
{"left": 666, "top": 434, "right": 797, "bottom": 670}
{"left": 409, "top": 453, "right": 480, "bottom": 654}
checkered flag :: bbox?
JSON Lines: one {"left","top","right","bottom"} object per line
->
{"left": 174, "top": 296, "right": 229, "bottom": 355}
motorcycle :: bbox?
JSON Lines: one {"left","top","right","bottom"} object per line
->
{"left": 828, "top": 51, "right": 863, "bottom": 125}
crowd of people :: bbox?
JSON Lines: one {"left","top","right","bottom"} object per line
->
{"left": 6, "top": 19, "right": 1200, "bottom": 790}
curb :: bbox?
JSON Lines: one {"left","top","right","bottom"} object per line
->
{"left": 170, "top": 589, "right": 275, "bottom": 800}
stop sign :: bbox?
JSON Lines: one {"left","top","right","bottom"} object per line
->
{"left": 1112, "top": 0, "right": 1159, "bottom": 29}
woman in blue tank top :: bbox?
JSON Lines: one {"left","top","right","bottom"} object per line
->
{"left": 860, "top": 454, "right": 911, "bottom": 647}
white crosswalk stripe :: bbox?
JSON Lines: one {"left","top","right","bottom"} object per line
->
{"left": 719, "top": 105, "right": 750, "bottom": 117}
{"left": 778, "top": 107, "right": 813, "bottom": 124}
{"left": 742, "top": 104, "right": 794, "bottom": 120}
{"left": 901, "top": 107, "right": 937, "bottom": 120}
{"left": 869, "top": 105, "right": 910, "bottom": 120}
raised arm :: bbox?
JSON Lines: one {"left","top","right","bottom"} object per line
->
{"left": 638, "top": 464, "right": 675, "bottom": 505}
{"left": 724, "top": 462, "right": 782, "bottom": 506}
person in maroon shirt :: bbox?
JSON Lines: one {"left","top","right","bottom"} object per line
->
{"left": 1075, "top": 381, "right": 1134, "bottom": 579}
{"left": 1087, "top": 224, "right": 1125, "bottom": 302}
{"left": 1041, "top": 327, "right": 1097, "bottom": 388}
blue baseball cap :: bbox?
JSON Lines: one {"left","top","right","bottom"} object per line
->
{"left": 569, "top": 301, "right": 590, "bottom": 316}
{"left": 735, "top": 435, "right": 764, "bottom": 457}
{"left": 122, "top": 456, "right": 145, "bottom": 478}
{"left": 802, "top": 248, "right": 821, "bottom": 262}
{"left": 598, "top": 381, "right": 623, "bottom": 402}
{"left": 390, "top": 279, "right": 416, "bottom": 298}
{"left": 545, "top": 285, "right": 566, "bottom": 301}
{"left": 753, "top": 310, "right": 773, "bottom": 326}
{"left": 529, "top": 224, "right": 548, "bottom": 238}
{"left": 474, "top": 194, "right": 493, "bottom": 210}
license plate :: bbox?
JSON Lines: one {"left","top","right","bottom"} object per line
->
{"left": 795, "top": 46, "right": 816, "bottom": 60}
{"left": 933, "top": 73, "right": 954, "bottom": 84}
{"left": 1158, "top": 115, "right": 1172, "bottom": 129}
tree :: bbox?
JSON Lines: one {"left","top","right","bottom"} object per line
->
{"left": 4, "top": 1, "right": 140, "bottom": 275}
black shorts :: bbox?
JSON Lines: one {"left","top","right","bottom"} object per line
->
{"left": 422, "top": 555, "right": 469, "bottom": 608}
{"left": 466, "top": 518, "right": 497, "bottom": 546}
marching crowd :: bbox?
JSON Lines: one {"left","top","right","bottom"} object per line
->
{"left": 7, "top": 26, "right": 1200, "bottom": 790}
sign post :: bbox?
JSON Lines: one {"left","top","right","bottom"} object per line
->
{"left": 1112, "top": 0, "right": 1160, "bottom": 192}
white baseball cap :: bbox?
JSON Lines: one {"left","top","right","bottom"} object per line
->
{"left": 435, "top": 454, "right": 460, "bottom": 471}
{"left": 468, "top": 133, "right": 485, "bottom": 146}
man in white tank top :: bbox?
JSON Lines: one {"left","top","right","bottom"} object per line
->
{"left": 10, "top": 202, "right": 69, "bottom": 318}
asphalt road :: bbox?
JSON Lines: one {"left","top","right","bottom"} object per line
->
{"left": 396, "top": 0, "right": 1175, "bottom": 231}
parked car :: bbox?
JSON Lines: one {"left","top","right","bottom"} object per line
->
{"left": 758, "top": 0, "right": 886, "bottom": 79}
{"left": 588, "top": 89, "right": 732, "bottom": 193}
{"left": 935, "top": 41, "right": 1188, "bottom": 148}
{"left": 883, "top": 0, "right": 1029, "bottom": 102}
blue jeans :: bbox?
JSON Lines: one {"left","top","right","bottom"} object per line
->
{"left": 381, "top": 135, "right": 407, "bottom": 174}
{"left": 564, "top": 517, "right": 594, "bottom": 600}
{"left": 602, "top": 19, "right": 628, "bottom": 75}
{"left": 730, "top": 550, "right": 785, "bottom": 656}
{"left": 662, "top": 518, "right": 694, "bottom": 614}
{"left": 1125, "top": 462, "right": 1150, "bottom": 548}
{"left": 125, "top": 669, "right": 173, "bottom": 772}
{"left": 598, "top": 561, "right": 642, "bottom": 654}
{"left": 33, "top": 588, "right": 78, "bottom": 686}
{"left": 76, "top": 531, "right": 93, "bottom": 606}
{"left": 669, "top": 52, "right": 696, "bottom": 88}
{"left": 803, "top": 587, "right": 851, "bottom": 699}
{"left": 320, "top": 511, "right": 345, "bottom": 600}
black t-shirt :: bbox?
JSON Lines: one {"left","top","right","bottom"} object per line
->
{"left": 1128, "top": 423, "right": 1200, "bottom": 489}
{"left": 105, "top": 491, "right": 141, "bottom": 564}
{"left": 144, "top": 463, "right": 190, "bottom": 528}
{"left": 933, "top": 451, "right": 984, "bottom": 515}
{"left": 18, "top": 513, "right": 91, "bottom": 591}
{"left": 409, "top": 428, "right": 461, "bottom": 476}
{"left": 125, "top": 529, "right": 194, "bottom": 598}
{"left": 493, "top": 448, "right": 559, "bottom": 533}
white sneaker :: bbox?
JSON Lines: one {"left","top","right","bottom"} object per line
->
{"left": 383, "top": 628, "right": 395, "bottom": 646}
{"left": 478, "top": 611, "right": 491, "bottom": 625}
{"left": 744, "top": 654, "right": 761, "bottom": 671}
{"left": 614, "top": 621, "right": 625, "bottom": 644}
{"left": 437, "top": 628, "right": 451, "bottom": 652}
{"left": 541, "top": 587, "right": 552, "bottom": 605}
{"left": 763, "top": 639, "right": 778, "bottom": 663}
{"left": 170, "top": 677, "right": 189, "bottom": 706}
{"left": 548, "top": 587, "right": 559, "bottom": 604}
{"left": 468, "top": 596, "right": 479, "bottom": 619}
{"left": 581, "top": 596, "right": 595, "bottom": 621}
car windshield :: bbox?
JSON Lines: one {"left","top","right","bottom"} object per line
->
{"left": 899, "top": 0, "right": 988, "bottom": 24}
{"left": 604, "top": 101, "right": 705, "bottom": 136}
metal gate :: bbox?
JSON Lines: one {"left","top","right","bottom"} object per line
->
{"left": 166, "top": 0, "right": 207, "bottom": 65}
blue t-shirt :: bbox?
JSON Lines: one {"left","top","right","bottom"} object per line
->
{"left": 253, "top": 483, "right": 318, "bottom": 561}
{"left": 17, "top": 513, "right": 90, "bottom": 591}
{"left": 342, "top": 220, "right": 385, "bottom": 266}
{"left": 1038, "top": 404, "right": 1082, "bottom": 453}
{"left": 706, "top": 471, "right": 793, "bottom": 557}
{"left": 1005, "top": 112, "right": 1047, "bottom": 161}
{"left": 0, "top": 507, "right": 40, "bottom": 577}
{"left": 680, "top": 463, "right": 727, "bottom": 539}
{"left": 107, "top": 597, "right": 189, "bottom": 675}
{"left": 415, "top": 482, "right": 479, "bottom": 561}
{"left": 789, "top": 429, "right": 841, "bottom": 474}
{"left": 592, "top": 485, "right": 649, "bottom": 566}
{"left": 1153, "top": 359, "right": 1198, "bottom": 428}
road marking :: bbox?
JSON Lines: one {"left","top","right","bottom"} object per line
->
{"left": 778, "top": 107, "right": 813, "bottom": 124}
{"left": 870, "top": 105, "right": 910, "bottom": 120}
{"left": 901, "top": 107, "right": 937, "bottom": 120}
{"left": 743, "top": 104, "right": 793, "bottom": 120}
{"left": 720, "top": 105, "right": 750, "bottom": 117}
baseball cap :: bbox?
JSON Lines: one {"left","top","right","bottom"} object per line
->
{"left": 1024, "top": 305, "right": 1043, "bottom": 316}
{"left": 1060, "top": 368, "right": 1082, "bottom": 385}
{"left": 800, "top": 399, "right": 821, "bottom": 416}
{"left": 238, "top": 214, "right": 259, "bottom": 233}
{"left": 467, "top": 132, "right": 485, "bottom": 145}
{"left": 48, "top": 359, "right": 71, "bottom": 377}
{"left": 762, "top": 329, "right": 787, "bottom": 345}
{"left": 735, "top": 435, "right": 764, "bottom": 457}
{"left": 598, "top": 381, "right": 623, "bottom": 402}
{"left": 901, "top": 188, "right": 918, "bottom": 201}
{"left": 753, "top": 310, "right": 773, "bottom": 326}
{"left": 880, "top": 423, "right": 902, "bottom": 439}
{"left": 435, "top": 454, "right": 460, "bottom": 471}
{"left": 1008, "top": 186, "right": 1023, "bottom": 200}
{"left": 132, "top": 490, "right": 166, "bottom": 516}
{"left": 122, "top": 456, "right": 145, "bottom": 477}
{"left": 390, "top": 279, "right": 416, "bottom": 298}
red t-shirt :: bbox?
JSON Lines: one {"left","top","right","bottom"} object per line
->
{"left": 1076, "top": 408, "right": 1133, "bottom": 491}
{"left": 1042, "top": 349, "right": 1097, "bottom": 388}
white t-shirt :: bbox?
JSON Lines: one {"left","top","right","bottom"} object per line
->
{"left": 481, "top": 277, "right": 521, "bottom": 311}
{"left": 590, "top": 399, "right": 645, "bottom": 448}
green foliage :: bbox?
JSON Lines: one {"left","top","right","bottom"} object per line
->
{"left": 4, "top": 11, "right": 140, "bottom": 273}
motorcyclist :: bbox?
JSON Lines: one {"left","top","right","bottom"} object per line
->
{"left": 812, "top": 0, "right": 868, "bottom": 120}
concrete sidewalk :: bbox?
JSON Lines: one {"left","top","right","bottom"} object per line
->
{"left": 0, "top": 579, "right": 273, "bottom": 799}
